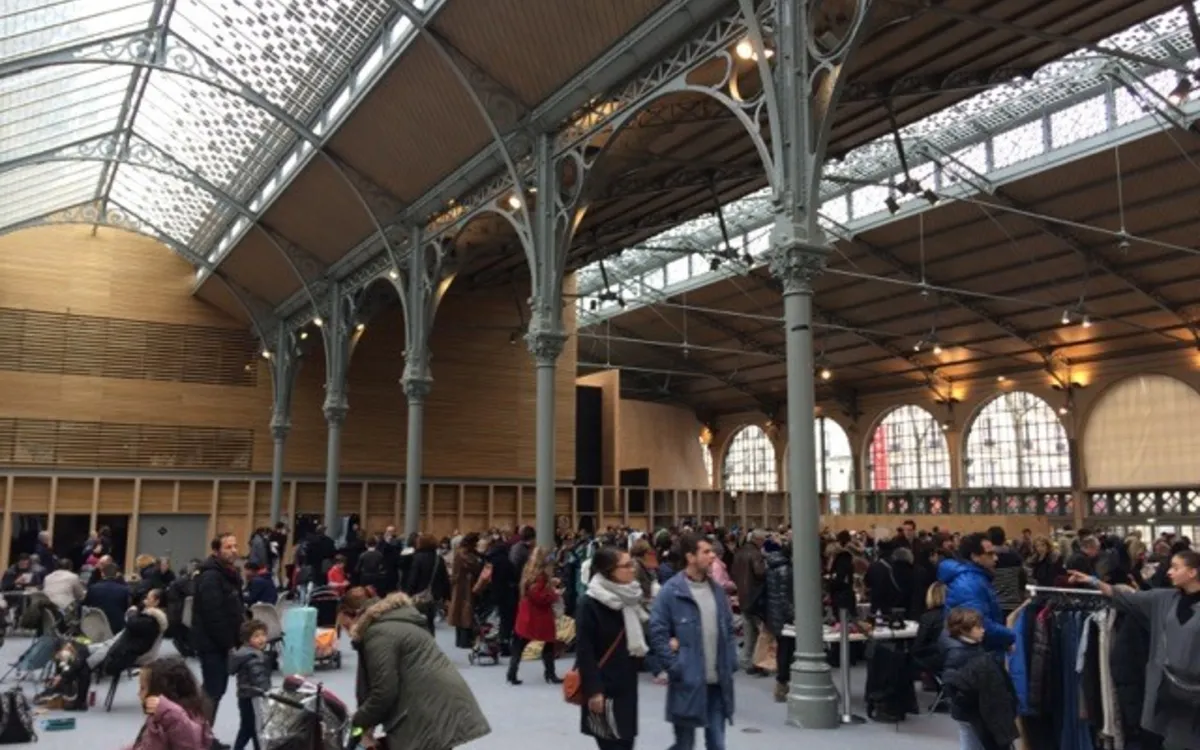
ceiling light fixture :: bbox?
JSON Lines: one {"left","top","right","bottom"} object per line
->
{"left": 312, "top": 317, "right": 323, "bottom": 328}
{"left": 388, "top": 269, "right": 399, "bottom": 280}
{"left": 506, "top": 194, "right": 522, "bottom": 210}
{"left": 819, "top": 367, "right": 833, "bottom": 381}
{"left": 1081, "top": 314, "right": 1092, "bottom": 329}
{"left": 997, "top": 375, "right": 1007, "bottom": 383}
{"left": 885, "top": 196, "right": 901, "bottom": 215}
{"left": 1169, "top": 75, "right": 1193, "bottom": 106}
{"left": 932, "top": 343, "right": 943, "bottom": 356}
{"left": 261, "top": 350, "right": 272, "bottom": 360}
{"left": 1060, "top": 309, "right": 1071, "bottom": 326}
{"left": 356, "top": 323, "right": 366, "bottom": 332}
{"left": 735, "top": 39, "right": 754, "bottom": 60}
{"left": 299, "top": 331, "right": 308, "bottom": 340}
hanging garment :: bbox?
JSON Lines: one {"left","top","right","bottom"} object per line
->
{"left": 1098, "top": 610, "right": 1123, "bottom": 750}
{"left": 1059, "top": 611, "right": 1096, "bottom": 750}
{"left": 1008, "top": 607, "right": 1031, "bottom": 716}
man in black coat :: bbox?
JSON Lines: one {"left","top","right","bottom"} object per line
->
{"left": 192, "top": 533, "right": 244, "bottom": 728}
{"left": 355, "top": 536, "right": 385, "bottom": 593}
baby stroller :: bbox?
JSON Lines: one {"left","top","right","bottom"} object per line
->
{"left": 2, "top": 605, "right": 61, "bottom": 684}
{"left": 307, "top": 587, "right": 343, "bottom": 671}
{"left": 467, "top": 605, "right": 502, "bottom": 666}
{"left": 261, "top": 675, "right": 351, "bottom": 750}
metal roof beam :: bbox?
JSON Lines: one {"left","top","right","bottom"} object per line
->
{"left": 988, "top": 187, "right": 1200, "bottom": 343}
{"left": 839, "top": 65, "right": 1036, "bottom": 105}
{"left": 593, "top": 165, "right": 763, "bottom": 202}
{"left": 606, "top": 320, "right": 780, "bottom": 417}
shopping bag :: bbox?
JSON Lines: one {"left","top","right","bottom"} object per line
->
{"left": 753, "top": 631, "right": 777, "bottom": 673}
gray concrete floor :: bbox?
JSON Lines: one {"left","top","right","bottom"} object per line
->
{"left": 9, "top": 626, "right": 959, "bottom": 749}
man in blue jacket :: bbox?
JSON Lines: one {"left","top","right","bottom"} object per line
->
{"left": 938, "top": 532, "right": 1016, "bottom": 653}
{"left": 649, "top": 533, "right": 738, "bottom": 750}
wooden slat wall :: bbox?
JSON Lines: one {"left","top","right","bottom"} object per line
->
{"left": 0, "top": 225, "right": 577, "bottom": 483}
{"left": 0, "top": 470, "right": 1052, "bottom": 573}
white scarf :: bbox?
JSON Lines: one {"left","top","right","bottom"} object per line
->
{"left": 586, "top": 575, "right": 649, "bottom": 657}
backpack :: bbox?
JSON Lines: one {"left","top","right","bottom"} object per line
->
{"left": 0, "top": 688, "right": 36, "bottom": 743}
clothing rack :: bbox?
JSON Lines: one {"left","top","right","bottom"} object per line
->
{"left": 1025, "top": 584, "right": 1105, "bottom": 596}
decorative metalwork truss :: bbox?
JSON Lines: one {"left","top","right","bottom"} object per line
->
{"left": 0, "top": 0, "right": 417, "bottom": 259}
{"left": 867, "top": 405, "right": 951, "bottom": 490}
{"left": 575, "top": 5, "right": 1200, "bottom": 321}
{"left": 722, "top": 424, "right": 777, "bottom": 492}
{"left": 964, "top": 392, "right": 1071, "bottom": 488}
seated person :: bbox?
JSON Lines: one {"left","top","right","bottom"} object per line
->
{"left": 83, "top": 562, "right": 132, "bottom": 635}
{"left": 43, "top": 558, "right": 86, "bottom": 616}
{"left": 88, "top": 588, "right": 167, "bottom": 674}
{"left": 1, "top": 554, "right": 40, "bottom": 591}
{"left": 243, "top": 561, "right": 279, "bottom": 607}
{"left": 37, "top": 640, "right": 91, "bottom": 711}
{"left": 326, "top": 554, "right": 349, "bottom": 595}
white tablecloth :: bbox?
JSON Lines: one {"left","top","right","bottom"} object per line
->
{"left": 781, "top": 619, "right": 919, "bottom": 643}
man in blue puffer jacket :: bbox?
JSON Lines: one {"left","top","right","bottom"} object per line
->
{"left": 938, "top": 533, "right": 1016, "bottom": 653}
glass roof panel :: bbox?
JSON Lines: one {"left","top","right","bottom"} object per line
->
{"left": 0, "top": 161, "right": 104, "bottom": 227}
{"left": 0, "top": 0, "right": 153, "bottom": 65}
{"left": 108, "top": 163, "right": 221, "bottom": 243}
{"left": 133, "top": 69, "right": 291, "bottom": 202}
{"left": 171, "top": 0, "right": 393, "bottom": 119}
{"left": 0, "top": 65, "right": 128, "bottom": 163}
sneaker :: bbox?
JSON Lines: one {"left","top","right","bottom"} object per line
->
{"left": 774, "top": 683, "right": 787, "bottom": 703}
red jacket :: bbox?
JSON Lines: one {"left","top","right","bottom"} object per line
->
{"left": 514, "top": 575, "right": 558, "bottom": 643}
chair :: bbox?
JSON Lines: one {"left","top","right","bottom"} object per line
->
{"left": 104, "top": 627, "right": 165, "bottom": 712}
{"left": 79, "top": 607, "right": 114, "bottom": 644}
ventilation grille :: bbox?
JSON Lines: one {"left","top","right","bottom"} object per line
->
{"left": 0, "top": 418, "right": 254, "bottom": 471}
{"left": 0, "top": 308, "right": 260, "bottom": 387}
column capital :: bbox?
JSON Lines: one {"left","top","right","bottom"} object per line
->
{"left": 402, "top": 375, "right": 433, "bottom": 402}
{"left": 322, "top": 397, "right": 348, "bottom": 426}
{"left": 769, "top": 221, "right": 829, "bottom": 295}
{"left": 269, "top": 413, "right": 291, "bottom": 441}
{"left": 525, "top": 325, "right": 567, "bottom": 367}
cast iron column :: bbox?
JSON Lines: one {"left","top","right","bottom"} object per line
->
{"left": 402, "top": 373, "right": 432, "bottom": 536}
{"left": 771, "top": 239, "right": 838, "bottom": 728}
{"left": 268, "top": 420, "right": 288, "bottom": 526}
{"left": 527, "top": 326, "right": 566, "bottom": 546}
{"left": 321, "top": 285, "right": 351, "bottom": 534}
{"left": 266, "top": 326, "right": 299, "bottom": 527}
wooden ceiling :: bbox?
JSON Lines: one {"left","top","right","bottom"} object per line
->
{"left": 193, "top": 0, "right": 1183, "bottom": 380}
{"left": 583, "top": 129, "right": 1200, "bottom": 416}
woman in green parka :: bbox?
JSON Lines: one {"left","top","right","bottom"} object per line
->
{"left": 343, "top": 589, "right": 491, "bottom": 750}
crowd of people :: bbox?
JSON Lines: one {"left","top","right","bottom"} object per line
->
{"left": 1, "top": 518, "right": 1198, "bottom": 750}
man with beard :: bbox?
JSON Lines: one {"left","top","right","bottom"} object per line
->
{"left": 192, "top": 533, "right": 244, "bottom": 740}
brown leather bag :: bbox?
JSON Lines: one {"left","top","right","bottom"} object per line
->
{"left": 562, "top": 629, "right": 625, "bottom": 705}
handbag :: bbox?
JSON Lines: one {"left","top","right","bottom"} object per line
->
{"left": 412, "top": 555, "right": 444, "bottom": 606}
{"left": 1159, "top": 620, "right": 1200, "bottom": 707}
{"left": 563, "top": 629, "right": 625, "bottom": 705}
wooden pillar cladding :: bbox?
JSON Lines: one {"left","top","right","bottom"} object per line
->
{"left": 425, "top": 484, "right": 434, "bottom": 533}
{"left": 393, "top": 482, "right": 401, "bottom": 528}
{"left": 487, "top": 485, "right": 495, "bottom": 530}
{"left": 47, "top": 476, "right": 58, "bottom": 538}
{"left": 209, "top": 479, "right": 219, "bottom": 543}
{"left": 456, "top": 485, "right": 465, "bottom": 533}
{"left": 90, "top": 477, "right": 100, "bottom": 533}
{"left": 515, "top": 486, "right": 523, "bottom": 528}
{"left": 126, "top": 478, "right": 142, "bottom": 574}
{"left": 1, "top": 476, "right": 13, "bottom": 567}
{"left": 172, "top": 480, "right": 181, "bottom": 513}
{"left": 246, "top": 480, "right": 257, "bottom": 542}
{"left": 359, "top": 482, "right": 369, "bottom": 532}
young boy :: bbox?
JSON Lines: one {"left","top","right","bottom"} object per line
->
{"left": 941, "top": 607, "right": 1019, "bottom": 750}
{"left": 230, "top": 619, "right": 272, "bottom": 750}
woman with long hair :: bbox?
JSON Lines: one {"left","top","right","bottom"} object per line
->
{"left": 403, "top": 533, "right": 451, "bottom": 633}
{"left": 127, "top": 656, "right": 213, "bottom": 750}
{"left": 576, "top": 546, "right": 643, "bottom": 750}
{"left": 1029, "top": 535, "right": 1065, "bottom": 587}
{"left": 507, "top": 546, "right": 562, "bottom": 685}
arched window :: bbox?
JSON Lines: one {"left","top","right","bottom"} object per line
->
{"left": 781, "top": 418, "right": 855, "bottom": 492}
{"left": 1084, "top": 374, "right": 1200, "bottom": 487}
{"left": 965, "top": 392, "right": 1069, "bottom": 487}
{"left": 700, "top": 438, "right": 714, "bottom": 488}
{"left": 817, "top": 417, "right": 854, "bottom": 493}
{"left": 867, "top": 405, "right": 950, "bottom": 489}
{"left": 722, "top": 425, "right": 777, "bottom": 491}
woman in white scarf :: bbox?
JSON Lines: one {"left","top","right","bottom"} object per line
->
{"left": 576, "top": 547, "right": 645, "bottom": 750}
